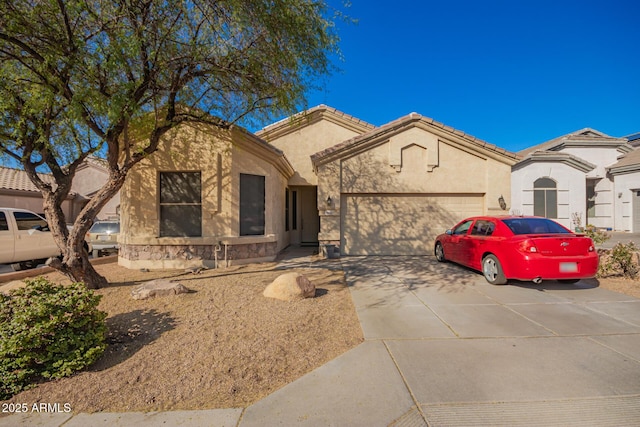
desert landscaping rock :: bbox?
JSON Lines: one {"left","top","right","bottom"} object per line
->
{"left": 264, "top": 272, "right": 316, "bottom": 301}
{"left": 131, "top": 279, "right": 191, "bottom": 300}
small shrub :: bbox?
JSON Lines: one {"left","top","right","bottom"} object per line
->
{"left": 599, "top": 242, "right": 639, "bottom": 278}
{"left": 584, "top": 225, "right": 610, "bottom": 246}
{"left": 0, "top": 277, "right": 107, "bottom": 399}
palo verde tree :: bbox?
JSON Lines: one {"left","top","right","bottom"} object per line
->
{"left": 0, "top": 0, "right": 342, "bottom": 288}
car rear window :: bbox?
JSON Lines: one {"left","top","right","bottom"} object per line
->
{"left": 90, "top": 222, "right": 120, "bottom": 233}
{"left": 502, "top": 218, "right": 570, "bottom": 235}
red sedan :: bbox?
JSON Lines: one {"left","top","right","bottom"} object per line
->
{"left": 434, "top": 216, "right": 599, "bottom": 285}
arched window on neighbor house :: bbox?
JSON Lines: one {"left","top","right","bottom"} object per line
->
{"left": 533, "top": 177, "right": 557, "bottom": 218}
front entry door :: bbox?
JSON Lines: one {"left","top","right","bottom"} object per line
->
{"left": 299, "top": 186, "right": 319, "bottom": 244}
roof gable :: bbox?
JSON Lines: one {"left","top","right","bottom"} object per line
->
{"left": 518, "top": 128, "right": 631, "bottom": 157}
{"left": 311, "top": 112, "right": 520, "bottom": 168}
{"left": 256, "top": 104, "right": 376, "bottom": 141}
{"left": 608, "top": 147, "right": 640, "bottom": 175}
{"left": 512, "top": 151, "right": 597, "bottom": 173}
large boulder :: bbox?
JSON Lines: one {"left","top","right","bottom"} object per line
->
{"left": 264, "top": 272, "right": 315, "bottom": 301}
{"left": 132, "top": 279, "right": 191, "bottom": 300}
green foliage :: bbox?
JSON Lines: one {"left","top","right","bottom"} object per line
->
{"left": 599, "top": 242, "right": 639, "bottom": 279}
{"left": 0, "top": 278, "right": 107, "bottom": 399}
{"left": 584, "top": 225, "right": 610, "bottom": 245}
{"left": 0, "top": 0, "right": 346, "bottom": 288}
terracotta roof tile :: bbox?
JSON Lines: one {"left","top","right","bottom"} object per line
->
{"left": 311, "top": 112, "right": 520, "bottom": 163}
{"left": 0, "top": 167, "right": 55, "bottom": 192}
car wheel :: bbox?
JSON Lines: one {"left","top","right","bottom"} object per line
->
{"left": 558, "top": 279, "right": 580, "bottom": 284}
{"left": 434, "top": 242, "right": 446, "bottom": 262}
{"left": 482, "top": 254, "right": 507, "bottom": 285}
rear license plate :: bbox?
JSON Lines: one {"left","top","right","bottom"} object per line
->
{"left": 560, "top": 262, "right": 578, "bottom": 273}
{"left": 98, "top": 235, "right": 110, "bottom": 241}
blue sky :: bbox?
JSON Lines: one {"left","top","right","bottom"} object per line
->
{"left": 298, "top": 0, "right": 640, "bottom": 153}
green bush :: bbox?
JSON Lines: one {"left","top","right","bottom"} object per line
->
{"left": 0, "top": 277, "right": 107, "bottom": 399}
{"left": 599, "top": 242, "right": 639, "bottom": 279}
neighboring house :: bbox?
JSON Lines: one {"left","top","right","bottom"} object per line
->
{"left": 118, "top": 122, "right": 294, "bottom": 270}
{"left": 118, "top": 105, "right": 518, "bottom": 268}
{"left": 608, "top": 146, "right": 640, "bottom": 232}
{"left": 0, "top": 157, "right": 119, "bottom": 222}
{"left": 511, "top": 128, "right": 637, "bottom": 231}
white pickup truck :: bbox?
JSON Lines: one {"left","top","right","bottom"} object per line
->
{"left": 0, "top": 208, "right": 62, "bottom": 271}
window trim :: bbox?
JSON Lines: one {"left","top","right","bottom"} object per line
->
{"left": 239, "top": 173, "right": 266, "bottom": 237}
{"left": 533, "top": 177, "right": 558, "bottom": 218}
{"left": 158, "top": 171, "right": 202, "bottom": 237}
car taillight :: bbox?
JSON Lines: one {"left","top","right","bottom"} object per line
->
{"left": 518, "top": 239, "right": 538, "bottom": 253}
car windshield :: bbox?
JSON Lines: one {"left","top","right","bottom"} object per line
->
{"left": 502, "top": 218, "right": 570, "bottom": 235}
{"left": 90, "top": 222, "right": 120, "bottom": 233}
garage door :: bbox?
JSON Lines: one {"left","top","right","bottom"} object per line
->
{"left": 341, "top": 194, "right": 484, "bottom": 255}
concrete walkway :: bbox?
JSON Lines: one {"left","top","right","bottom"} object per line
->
{"left": 3, "top": 252, "right": 640, "bottom": 426}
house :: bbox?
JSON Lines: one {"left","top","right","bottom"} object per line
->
{"left": 511, "top": 128, "right": 638, "bottom": 231}
{"left": 608, "top": 146, "right": 640, "bottom": 232}
{"left": 0, "top": 157, "right": 120, "bottom": 221}
{"left": 260, "top": 106, "right": 518, "bottom": 256}
{"left": 117, "top": 105, "right": 519, "bottom": 269}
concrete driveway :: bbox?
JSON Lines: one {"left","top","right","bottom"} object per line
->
{"left": 4, "top": 254, "right": 640, "bottom": 426}
{"left": 242, "top": 255, "right": 640, "bottom": 426}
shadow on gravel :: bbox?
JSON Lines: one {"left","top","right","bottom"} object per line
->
{"left": 91, "top": 309, "right": 177, "bottom": 371}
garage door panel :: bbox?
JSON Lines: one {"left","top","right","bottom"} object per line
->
{"left": 342, "top": 194, "right": 483, "bottom": 255}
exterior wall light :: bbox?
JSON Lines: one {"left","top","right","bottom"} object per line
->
{"left": 326, "top": 196, "right": 332, "bottom": 207}
{"left": 498, "top": 195, "right": 507, "bottom": 210}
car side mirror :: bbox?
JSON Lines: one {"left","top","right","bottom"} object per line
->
{"left": 445, "top": 229, "right": 453, "bottom": 235}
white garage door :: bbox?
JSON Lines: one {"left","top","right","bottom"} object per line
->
{"left": 341, "top": 194, "right": 484, "bottom": 255}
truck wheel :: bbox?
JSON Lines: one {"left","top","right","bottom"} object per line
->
{"left": 10, "top": 263, "right": 23, "bottom": 271}
{"left": 93, "top": 249, "right": 100, "bottom": 258}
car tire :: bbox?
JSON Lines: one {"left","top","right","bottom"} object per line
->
{"left": 558, "top": 279, "right": 580, "bottom": 284}
{"left": 482, "top": 254, "right": 507, "bottom": 285}
{"left": 434, "top": 242, "right": 446, "bottom": 262}
{"left": 93, "top": 249, "right": 100, "bottom": 258}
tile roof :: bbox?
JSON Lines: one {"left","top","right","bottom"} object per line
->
{"left": 517, "top": 128, "right": 627, "bottom": 157}
{"left": 608, "top": 147, "right": 640, "bottom": 173}
{"left": 256, "top": 104, "right": 376, "bottom": 140}
{"left": 0, "top": 167, "right": 56, "bottom": 192}
{"left": 311, "top": 112, "right": 520, "bottom": 165}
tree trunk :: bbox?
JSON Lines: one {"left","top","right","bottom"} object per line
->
{"left": 46, "top": 249, "right": 108, "bottom": 289}
{"left": 40, "top": 170, "right": 125, "bottom": 290}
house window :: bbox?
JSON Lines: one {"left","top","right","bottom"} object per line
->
{"left": 285, "top": 188, "right": 290, "bottom": 231}
{"left": 159, "top": 172, "right": 202, "bottom": 237}
{"left": 533, "top": 177, "right": 557, "bottom": 218}
{"left": 240, "top": 174, "right": 265, "bottom": 236}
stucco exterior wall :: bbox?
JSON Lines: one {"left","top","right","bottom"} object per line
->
{"left": 612, "top": 171, "right": 640, "bottom": 231}
{"left": 0, "top": 192, "right": 75, "bottom": 219}
{"left": 511, "top": 163, "right": 587, "bottom": 229}
{"left": 316, "top": 125, "right": 514, "bottom": 251}
{"left": 265, "top": 119, "right": 364, "bottom": 186}
{"left": 119, "top": 123, "right": 290, "bottom": 269}
{"left": 73, "top": 167, "right": 120, "bottom": 220}
{"left": 562, "top": 147, "right": 621, "bottom": 178}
